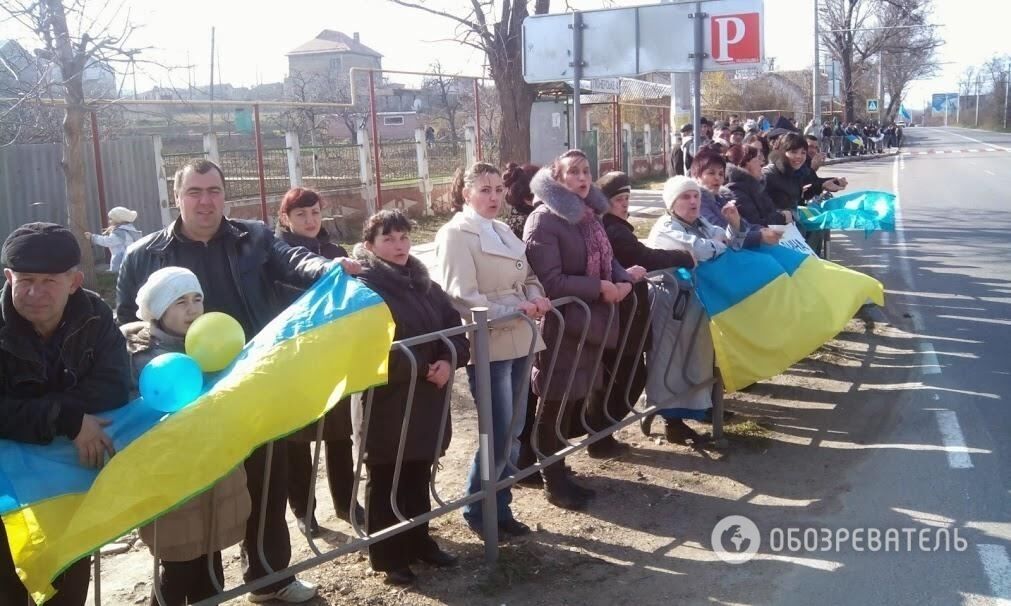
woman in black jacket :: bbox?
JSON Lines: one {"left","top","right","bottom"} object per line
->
{"left": 762, "top": 132, "right": 809, "bottom": 212}
{"left": 352, "top": 210, "right": 470, "bottom": 586}
{"left": 596, "top": 172, "right": 697, "bottom": 444}
{"left": 725, "top": 145, "right": 793, "bottom": 227}
{"left": 275, "top": 188, "right": 363, "bottom": 537}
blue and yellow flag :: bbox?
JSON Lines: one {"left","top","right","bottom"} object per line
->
{"left": 0, "top": 267, "right": 394, "bottom": 604}
{"left": 797, "top": 190, "right": 897, "bottom": 233}
{"left": 694, "top": 245, "right": 884, "bottom": 392}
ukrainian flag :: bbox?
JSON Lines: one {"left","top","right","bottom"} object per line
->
{"left": 0, "top": 266, "right": 394, "bottom": 604}
{"left": 694, "top": 245, "right": 884, "bottom": 392}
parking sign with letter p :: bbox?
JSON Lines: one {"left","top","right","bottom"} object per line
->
{"left": 710, "top": 13, "right": 761, "bottom": 64}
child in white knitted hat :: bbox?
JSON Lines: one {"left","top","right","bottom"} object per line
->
{"left": 85, "top": 206, "right": 142, "bottom": 273}
{"left": 119, "top": 266, "right": 251, "bottom": 604}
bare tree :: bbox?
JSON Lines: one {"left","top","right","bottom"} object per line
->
{"left": 820, "top": 0, "right": 938, "bottom": 122}
{"left": 422, "top": 61, "right": 468, "bottom": 151}
{"left": 878, "top": 1, "right": 941, "bottom": 121}
{"left": 285, "top": 67, "right": 365, "bottom": 145}
{"left": 1, "top": 0, "right": 144, "bottom": 287}
{"left": 388, "top": 0, "right": 551, "bottom": 163}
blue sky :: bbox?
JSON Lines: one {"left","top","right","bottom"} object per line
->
{"left": 1, "top": 0, "right": 1007, "bottom": 108}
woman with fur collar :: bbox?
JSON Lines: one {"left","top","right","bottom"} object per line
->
{"left": 350, "top": 210, "right": 470, "bottom": 586}
{"left": 523, "top": 150, "right": 646, "bottom": 511}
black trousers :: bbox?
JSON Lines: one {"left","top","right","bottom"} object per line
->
{"left": 287, "top": 439, "right": 356, "bottom": 519}
{"left": 588, "top": 351, "right": 648, "bottom": 433}
{"left": 1, "top": 523, "right": 90, "bottom": 606}
{"left": 241, "top": 440, "right": 294, "bottom": 595}
{"left": 365, "top": 461, "right": 437, "bottom": 572}
{"left": 516, "top": 388, "right": 540, "bottom": 469}
{"left": 150, "top": 552, "right": 224, "bottom": 606}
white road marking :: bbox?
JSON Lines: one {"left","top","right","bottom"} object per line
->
{"left": 985, "top": 170, "right": 996, "bottom": 176}
{"left": 934, "top": 410, "right": 973, "bottom": 469}
{"left": 891, "top": 154, "right": 921, "bottom": 332}
{"left": 943, "top": 129, "right": 1011, "bottom": 152}
{"left": 976, "top": 544, "right": 1011, "bottom": 603}
{"left": 920, "top": 343, "right": 942, "bottom": 375}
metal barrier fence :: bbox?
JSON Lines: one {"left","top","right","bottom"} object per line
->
{"left": 378, "top": 140, "right": 420, "bottom": 183}
{"left": 427, "top": 141, "right": 468, "bottom": 181}
{"left": 86, "top": 271, "right": 721, "bottom": 605}
{"left": 217, "top": 147, "right": 291, "bottom": 199}
{"left": 300, "top": 143, "right": 364, "bottom": 189}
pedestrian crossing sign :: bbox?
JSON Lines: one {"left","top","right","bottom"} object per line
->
{"left": 867, "top": 99, "right": 879, "bottom": 113}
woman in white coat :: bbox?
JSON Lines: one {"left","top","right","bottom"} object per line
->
{"left": 435, "top": 162, "right": 552, "bottom": 540}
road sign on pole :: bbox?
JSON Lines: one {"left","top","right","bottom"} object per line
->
{"left": 522, "top": 0, "right": 764, "bottom": 83}
{"left": 867, "top": 99, "right": 879, "bottom": 113}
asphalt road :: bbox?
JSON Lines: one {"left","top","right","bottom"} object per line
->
{"left": 773, "top": 127, "right": 1010, "bottom": 606}
{"left": 631, "top": 126, "right": 1010, "bottom": 605}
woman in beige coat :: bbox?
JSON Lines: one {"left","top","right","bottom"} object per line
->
{"left": 435, "top": 163, "right": 551, "bottom": 540}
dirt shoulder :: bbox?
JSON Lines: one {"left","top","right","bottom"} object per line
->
{"left": 91, "top": 305, "right": 918, "bottom": 605}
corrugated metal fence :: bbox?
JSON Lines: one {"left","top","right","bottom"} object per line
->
{"left": 0, "top": 137, "right": 164, "bottom": 242}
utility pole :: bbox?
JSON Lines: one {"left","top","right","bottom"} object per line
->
{"left": 975, "top": 74, "right": 980, "bottom": 128}
{"left": 877, "top": 52, "right": 884, "bottom": 121}
{"left": 209, "top": 27, "right": 215, "bottom": 133}
{"left": 1005, "top": 59, "right": 1010, "bottom": 130}
{"left": 813, "top": 0, "right": 820, "bottom": 124}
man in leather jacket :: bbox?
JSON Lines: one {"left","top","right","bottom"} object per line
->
{"left": 1, "top": 222, "right": 131, "bottom": 605}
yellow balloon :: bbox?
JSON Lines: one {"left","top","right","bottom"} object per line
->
{"left": 185, "top": 312, "right": 246, "bottom": 372}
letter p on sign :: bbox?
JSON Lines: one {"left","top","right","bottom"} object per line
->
{"left": 711, "top": 13, "right": 761, "bottom": 64}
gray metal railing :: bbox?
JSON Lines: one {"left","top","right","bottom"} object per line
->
{"left": 92, "top": 270, "right": 721, "bottom": 605}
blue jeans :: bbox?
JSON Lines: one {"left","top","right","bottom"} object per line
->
{"left": 463, "top": 356, "right": 529, "bottom": 527}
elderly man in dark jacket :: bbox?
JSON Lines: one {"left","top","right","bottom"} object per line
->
{"left": 116, "top": 159, "right": 341, "bottom": 604}
{"left": 1, "top": 222, "right": 131, "bottom": 606}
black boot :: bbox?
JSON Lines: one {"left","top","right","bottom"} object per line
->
{"left": 640, "top": 413, "right": 656, "bottom": 436}
{"left": 542, "top": 462, "right": 587, "bottom": 511}
{"left": 664, "top": 419, "right": 704, "bottom": 445}
{"left": 586, "top": 434, "right": 629, "bottom": 459}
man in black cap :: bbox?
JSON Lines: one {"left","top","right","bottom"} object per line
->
{"left": 117, "top": 159, "right": 345, "bottom": 604}
{"left": 1, "top": 222, "right": 131, "bottom": 605}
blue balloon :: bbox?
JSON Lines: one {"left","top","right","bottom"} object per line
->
{"left": 139, "top": 353, "right": 204, "bottom": 413}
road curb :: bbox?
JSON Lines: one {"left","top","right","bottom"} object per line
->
{"left": 824, "top": 150, "right": 899, "bottom": 166}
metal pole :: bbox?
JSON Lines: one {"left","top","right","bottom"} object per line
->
{"left": 209, "top": 26, "right": 215, "bottom": 133}
{"left": 944, "top": 97, "right": 948, "bottom": 127}
{"left": 691, "top": 2, "right": 704, "bottom": 155}
{"left": 369, "top": 70, "right": 382, "bottom": 209}
{"left": 813, "top": 0, "right": 820, "bottom": 124}
{"left": 610, "top": 95, "right": 618, "bottom": 170}
{"left": 571, "top": 11, "right": 584, "bottom": 150}
{"left": 471, "top": 307, "right": 499, "bottom": 564}
{"left": 612, "top": 95, "right": 619, "bottom": 169}
{"left": 975, "top": 76, "right": 980, "bottom": 128}
{"left": 473, "top": 79, "right": 483, "bottom": 161}
{"left": 89, "top": 111, "right": 108, "bottom": 228}
{"left": 1005, "top": 60, "right": 1010, "bottom": 130}
{"left": 253, "top": 104, "right": 268, "bottom": 222}
{"left": 877, "top": 53, "right": 883, "bottom": 120}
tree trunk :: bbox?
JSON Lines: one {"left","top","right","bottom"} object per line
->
{"left": 492, "top": 58, "right": 536, "bottom": 164}
{"left": 842, "top": 52, "right": 856, "bottom": 123}
{"left": 45, "top": 0, "right": 96, "bottom": 288}
{"left": 63, "top": 105, "right": 96, "bottom": 287}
